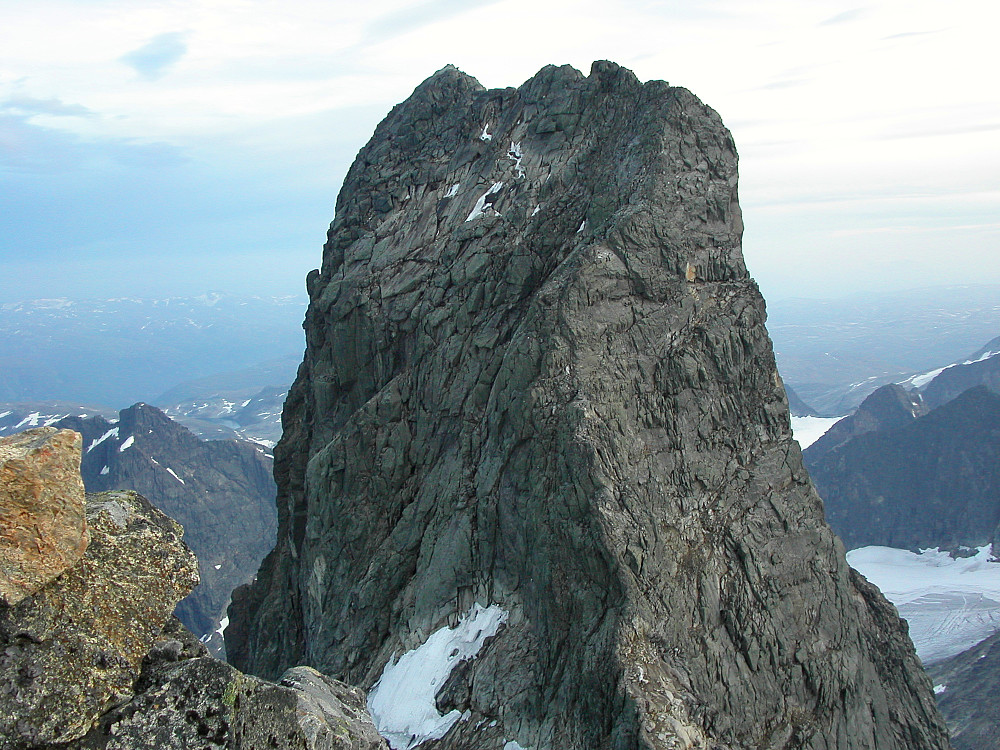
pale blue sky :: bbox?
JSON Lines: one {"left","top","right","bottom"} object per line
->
{"left": 1, "top": 0, "right": 998, "bottom": 303}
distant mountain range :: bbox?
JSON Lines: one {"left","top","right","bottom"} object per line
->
{"left": 5, "top": 286, "right": 999, "bottom": 427}
{"left": 768, "top": 284, "right": 1000, "bottom": 415}
{"left": 0, "top": 292, "right": 305, "bottom": 408}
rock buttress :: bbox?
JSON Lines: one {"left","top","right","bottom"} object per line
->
{"left": 227, "top": 62, "right": 951, "bottom": 749}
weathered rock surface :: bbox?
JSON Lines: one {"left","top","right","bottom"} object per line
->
{"left": 0, "top": 427, "right": 88, "bottom": 606}
{"left": 0, "top": 490, "right": 198, "bottom": 748}
{"left": 806, "top": 385, "right": 1000, "bottom": 552}
{"left": 57, "top": 402, "right": 277, "bottom": 653}
{"left": 927, "top": 629, "right": 1000, "bottom": 750}
{"left": 67, "top": 617, "right": 385, "bottom": 750}
{"left": 228, "top": 62, "right": 950, "bottom": 749}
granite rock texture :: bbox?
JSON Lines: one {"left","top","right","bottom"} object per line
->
{"left": 228, "top": 62, "right": 951, "bottom": 749}
{"left": 0, "top": 427, "right": 88, "bottom": 606}
{"left": 0, "top": 490, "right": 199, "bottom": 748}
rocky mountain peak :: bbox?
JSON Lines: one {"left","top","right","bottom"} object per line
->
{"left": 228, "top": 62, "right": 950, "bottom": 749}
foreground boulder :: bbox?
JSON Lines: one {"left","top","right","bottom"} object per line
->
{"left": 0, "top": 428, "right": 89, "bottom": 606}
{"left": 0, "top": 490, "right": 199, "bottom": 747}
{"left": 228, "top": 62, "right": 951, "bottom": 748}
{"left": 1, "top": 427, "right": 384, "bottom": 748}
{"left": 67, "top": 618, "right": 385, "bottom": 750}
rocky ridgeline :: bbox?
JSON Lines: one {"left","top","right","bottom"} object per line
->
{"left": 227, "top": 62, "right": 951, "bottom": 748}
{"left": 0, "top": 427, "right": 384, "bottom": 749}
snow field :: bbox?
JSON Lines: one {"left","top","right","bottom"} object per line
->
{"left": 848, "top": 545, "right": 1000, "bottom": 663}
{"left": 367, "top": 603, "right": 508, "bottom": 750}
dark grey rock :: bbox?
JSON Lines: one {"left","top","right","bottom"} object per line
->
{"left": 926, "top": 630, "right": 1000, "bottom": 750}
{"left": 806, "top": 385, "right": 1000, "bottom": 552}
{"left": 65, "top": 652, "right": 385, "bottom": 749}
{"left": 0, "top": 490, "right": 199, "bottom": 748}
{"left": 228, "top": 62, "right": 950, "bottom": 749}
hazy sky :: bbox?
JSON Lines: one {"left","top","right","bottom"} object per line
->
{"left": 1, "top": 0, "right": 998, "bottom": 304}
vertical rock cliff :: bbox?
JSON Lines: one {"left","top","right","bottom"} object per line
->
{"left": 227, "top": 62, "right": 950, "bottom": 749}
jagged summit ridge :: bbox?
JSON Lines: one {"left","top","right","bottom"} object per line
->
{"left": 228, "top": 62, "right": 950, "bottom": 749}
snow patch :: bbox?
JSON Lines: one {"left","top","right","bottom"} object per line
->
{"left": 119, "top": 435, "right": 135, "bottom": 452}
{"left": 14, "top": 412, "right": 40, "bottom": 429}
{"left": 444, "top": 183, "right": 461, "bottom": 198}
{"left": 903, "top": 349, "right": 1000, "bottom": 389}
{"left": 0, "top": 411, "right": 10, "bottom": 419}
{"left": 215, "top": 616, "right": 229, "bottom": 637}
{"left": 479, "top": 123, "right": 492, "bottom": 141}
{"left": 933, "top": 684, "right": 947, "bottom": 694}
{"left": 465, "top": 182, "right": 503, "bottom": 222}
{"left": 789, "top": 415, "right": 843, "bottom": 449}
{"left": 504, "top": 742, "right": 530, "bottom": 750}
{"left": 848, "top": 545, "right": 1000, "bottom": 662}
{"left": 531, "top": 205, "right": 541, "bottom": 216}
{"left": 88, "top": 427, "right": 119, "bottom": 453}
{"left": 368, "top": 603, "right": 508, "bottom": 749}
{"left": 507, "top": 141, "right": 524, "bottom": 178}
{"left": 99, "top": 465, "right": 109, "bottom": 475}
{"left": 214, "top": 564, "right": 222, "bottom": 570}
{"left": 165, "top": 467, "right": 185, "bottom": 485}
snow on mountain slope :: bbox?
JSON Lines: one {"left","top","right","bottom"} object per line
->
{"left": 790, "top": 415, "right": 843, "bottom": 449}
{"left": 900, "top": 346, "right": 1000, "bottom": 390}
{"left": 848, "top": 546, "right": 1000, "bottom": 664}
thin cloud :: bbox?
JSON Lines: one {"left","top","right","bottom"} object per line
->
{"left": 882, "top": 29, "right": 942, "bottom": 40}
{"left": 0, "top": 113, "right": 184, "bottom": 173}
{"left": 877, "top": 122, "right": 1000, "bottom": 140}
{"left": 820, "top": 7, "right": 865, "bottom": 25}
{"left": 364, "top": 0, "right": 504, "bottom": 42}
{"left": 1, "top": 95, "right": 93, "bottom": 118}
{"left": 120, "top": 32, "right": 188, "bottom": 80}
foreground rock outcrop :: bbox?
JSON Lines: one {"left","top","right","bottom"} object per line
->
{"left": 228, "top": 62, "right": 951, "bottom": 749}
{"left": 0, "top": 428, "right": 88, "bottom": 606}
{"left": 1, "top": 427, "right": 383, "bottom": 748}
{"left": 66, "top": 617, "right": 386, "bottom": 750}
{"left": 0, "top": 486, "right": 199, "bottom": 747}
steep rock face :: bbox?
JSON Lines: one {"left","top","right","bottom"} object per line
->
{"left": 927, "top": 630, "right": 1000, "bottom": 750}
{"left": 228, "top": 62, "right": 949, "bottom": 749}
{"left": 806, "top": 386, "right": 1000, "bottom": 552}
{"left": 0, "top": 428, "right": 88, "bottom": 605}
{"left": 58, "top": 403, "right": 277, "bottom": 650}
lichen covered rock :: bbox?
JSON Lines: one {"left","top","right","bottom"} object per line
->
{"left": 67, "top": 642, "right": 385, "bottom": 749}
{"left": 0, "top": 490, "right": 198, "bottom": 747}
{"left": 0, "top": 427, "right": 89, "bottom": 606}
